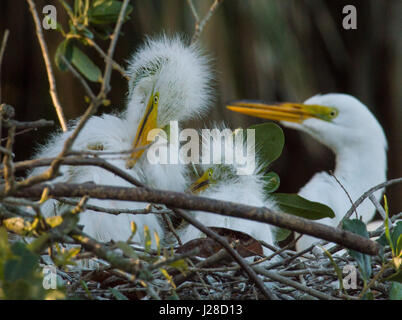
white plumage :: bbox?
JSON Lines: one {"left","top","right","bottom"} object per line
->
{"left": 30, "top": 35, "right": 213, "bottom": 245}
{"left": 178, "top": 124, "right": 275, "bottom": 255}
{"left": 288, "top": 94, "right": 387, "bottom": 251}
{"left": 227, "top": 93, "right": 388, "bottom": 251}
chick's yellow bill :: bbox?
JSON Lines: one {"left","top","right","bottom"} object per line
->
{"left": 127, "top": 92, "right": 160, "bottom": 169}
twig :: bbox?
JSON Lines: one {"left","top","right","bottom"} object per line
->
{"left": 3, "top": 119, "right": 54, "bottom": 129}
{"left": 12, "top": 183, "right": 381, "bottom": 255}
{"left": 161, "top": 212, "right": 183, "bottom": 246}
{"left": 368, "top": 194, "right": 386, "bottom": 220}
{"left": 2, "top": 125, "right": 15, "bottom": 194}
{"left": 26, "top": 0, "right": 68, "bottom": 132}
{"left": 61, "top": 55, "right": 96, "bottom": 101}
{"left": 57, "top": 197, "right": 157, "bottom": 216}
{"left": 100, "top": 0, "right": 130, "bottom": 96}
{"left": 343, "top": 178, "right": 402, "bottom": 222}
{"left": 253, "top": 266, "right": 338, "bottom": 300}
{"left": 191, "top": 0, "right": 224, "bottom": 43}
{"left": 0, "top": 29, "right": 10, "bottom": 103}
{"left": 84, "top": 38, "right": 128, "bottom": 80}
{"left": 329, "top": 171, "right": 358, "bottom": 221}
{"left": 2, "top": 156, "right": 145, "bottom": 188}
{"left": 171, "top": 207, "right": 278, "bottom": 300}
{"left": 186, "top": 0, "right": 199, "bottom": 21}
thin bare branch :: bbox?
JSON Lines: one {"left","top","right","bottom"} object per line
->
{"left": 26, "top": 0, "right": 68, "bottom": 132}
{"left": 0, "top": 29, "right": 10, "bottom": 103}
{"left": 343, "top": 177, "right": 402, "bottom": 222}
{"left": 100, "top": 0, "right": 130, "bottom": 95}
{"left": 61, "top": 55, "right": 96, "bottom": 101}
{"left": 191, "top": 0, "right": 224, "bottom": 43}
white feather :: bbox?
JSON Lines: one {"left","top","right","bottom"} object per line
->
{"left": 286, "top": 94, "right": 388, "bottom": 251}
{"left": 179, "top": 123, "right": 276, "bottom": 255}
{"left": 29, "top": 36, "right": 213, "bottom": 246}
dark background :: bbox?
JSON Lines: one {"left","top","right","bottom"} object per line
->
{"left": 0, "top": 0, "right": 400, "bottom": 214}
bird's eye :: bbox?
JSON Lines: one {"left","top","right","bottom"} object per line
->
{"left": 153, "top": 95, "right": 159, "bottom": 105}
{"left": 329, "top": 108, "right": 338, "bottom": 118}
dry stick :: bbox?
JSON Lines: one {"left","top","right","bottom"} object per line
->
{"left": 84, "top": 38, "right": 128, "bottom": 80}
{"left": 253, "top": 266, "right": 337, "bottom": 300}
{"left": 342, "top": 177, "right": 402, "bottom": 223}
{"left": 3, "top": 119, "right": 54, "bottom": 130}
{"left": 26, "top": 0, "right": 67, "bottom": 132}
{"left": 170, "top": 207, "right": 278, "bottom": 300}
{"left": 329, "top": 171, "right": 358, "bottom": 221}
{"left": 61, "top": 55, "right": 96, "bottom": 101}
{"left": 57, "top": 197, "right": 156, "bottom": 215}
{"left": 2, "top": 126, "right": 15, "bottom": 194}
{"left": 3, "top": 156, "right": 145, "bottom": 188}
{"left": 191, "top": 0, "right": 224, "bottom": 43}
{"left": 101, "top": 0, "right": 130, "bottom": 96}
{"left": 161, "top": 212, "right": 183, "bottom": 246}
{"left": 186, "top": 0, "right": 199, "bottom": 21}
{"left": 13, "top": 183, "right": 380, "bottom": 256}
{"left": 0, "top": 29, "right": 10, "bottom": 103}
{"left": 368, "top": 194, "right": 386, "bottom": 220}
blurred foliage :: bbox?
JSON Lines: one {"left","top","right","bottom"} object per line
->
{"left": 0, "top": 227, "right": 65, "bottom": 299}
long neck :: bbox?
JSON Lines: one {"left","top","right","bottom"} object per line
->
{"left": 333, "top": 142, "right": 387, "bottom": 196}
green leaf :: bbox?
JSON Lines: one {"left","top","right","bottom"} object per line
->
{"left": 88, "top": 1, "right": 133, "bottom": 25}
{"left": 272, "top": 227, "right": 291, "bottom": 243}
{"left": 144, "top": 225, "right": 152, "bottom": 253}
{"left": 4, "top": 243, "right": 39, "bottom": 282}
{"left": 389, "top": 282, "right": 402, "bottom": 300}
{"left": 116, "top": 241, "right": 139, "bottom": 259}
{"left": 391, "top": 221, "right": 402, "bottom": 255}
{"left": 396, "top": 234, "right": 402, "bottom": 257}
{"left": 246, "top": 122, "right": 284, "bottom": 171}
{"left": 342, "top": 219, "right": 372, "bottom": 282}
{"left": 109, "top": 288, "right": 129, "bottom": 300}
{"left": 321, "top": 246, "right": 344, "bottom": 292}
{"left": 262, "top": 171, "right": 280, "bottom": 194}
{"left": 169, "top": 259, "right": 188, "bottom": 272}
{"left": 270, "top": 193, "right": 335, "bottom": 220}
{"left": 54, "top": 39, "right": 73, "bottom": 71}
{"left": 70, "top": 45, "right": 102, "bottom": 82}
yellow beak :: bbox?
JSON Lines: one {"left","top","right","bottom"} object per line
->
{"left": 226, "top": 100, "right": 337, "bottom": 123}
{"left": 126, "top": 92, "right": 159, "bottom": 169}
{"left": 189, "top": 168, "right": 214, "bottom": 194}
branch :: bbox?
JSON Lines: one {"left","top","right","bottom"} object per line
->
{"left": 11, "top": 183, "right": 381, "bottom": 256}
{"left": 0, "top": 29, "right": 10, "bottom": 103}
{"left": 3, "top": 119, "right": 54, "bottom": 129}
{"left": 2, "top": 156, "right": 145, "bottom": 188}
{"left": 342, "top": 177, "right": 402, "bottom": 223}
{"left": 100, "top": 0, "right": 130, "bottom": 96}
{"left": 26, "top": 0, "right": 68, "bottom": 132}
{"left": 170, "top": 207, "right": 278, "bottom": 300}
{"left": 191, "top": 0, "right": 224, "bottom": 43}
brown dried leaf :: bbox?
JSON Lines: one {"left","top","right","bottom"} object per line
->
{"left": 176, "top": 227, "right": 263, "bottom": 259}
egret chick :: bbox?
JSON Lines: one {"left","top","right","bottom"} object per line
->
{"left": 178, "top": 124, "right": 275, "bottom": 256}
{"left": 227, "top": 93, "right": 387, "bottom": 251}
{"left": 30, "top": 36, "right": 213, "bottom": 245}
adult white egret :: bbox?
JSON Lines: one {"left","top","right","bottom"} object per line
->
{"left": 227, "top": 94, "right": 387, "bottom": 251}
{"left": 177, "top": 125, "right": 275, "bottom": 255}
{"left": 29, "top": 36, "right": 213, "bottom": 245}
